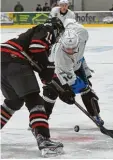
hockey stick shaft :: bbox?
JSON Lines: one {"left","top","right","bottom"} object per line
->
{"left": 21, "top": 51, "right": 42, "bottom": 72}
{"left": 51, "top": 80, "right": 113, "bottom": 139}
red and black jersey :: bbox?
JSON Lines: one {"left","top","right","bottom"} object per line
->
{"left": 1, "top": 24, "right": 56, "bottom": 69}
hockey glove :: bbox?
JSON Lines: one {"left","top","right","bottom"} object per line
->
{"left": 59, "top": 84, "right": 75, "bottom": 104}
{"left": 71, "top": 76, "right": 88, "bottom": 94}
{"left": 39, "top": 62, "right": 55, "bottom": 83}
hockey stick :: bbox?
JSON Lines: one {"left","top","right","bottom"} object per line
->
{"left": 21, "top": 51, "right": 42, "bottom": 72}
{"left": 51, "top": 80, "right": 113, "bottom": 139}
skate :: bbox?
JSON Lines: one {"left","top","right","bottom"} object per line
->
{"left": 32, "top": 128, "right": 64, "bottom": 157}
{"left": 36, "top": 134, "right": 64, "bottom": 157}
{"left": 93, "top": 114, "right": 104, "bottom": 125}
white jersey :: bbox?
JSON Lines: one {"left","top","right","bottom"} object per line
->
{"left": 49, "top": 7, "right": 75, "bottom": 24}
{"left": 49, "top": 23, "right": 90, "bottom": 86}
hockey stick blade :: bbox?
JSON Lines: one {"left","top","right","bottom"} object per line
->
{"left": 91, "top": 98, "right": 113, "bottom": 138}
{"left": 74, "top": 101, "right": 113, "bottom": 139}
{"left": 99, "top": 126, "right": 113, "bottom": 138}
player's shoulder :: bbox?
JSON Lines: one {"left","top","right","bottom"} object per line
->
{"left": 33, "top": 24, "right": 53, "bottom": 39}
{"left": 51, "top": 6, "right": 60, "bottom": 13}
{"left": 74, "top": 23, "right": 89, "bottom": 41}
{"left": 67, "top": 9, "right": 75, "bottom": 15}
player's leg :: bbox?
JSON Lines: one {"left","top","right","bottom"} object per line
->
{"left": 28, "top": 84, "right": 58, "bottom": 130}
{"left": 1, "top": 63, "right": 24, "bottom": 129}
{"left": 81, "top": 88, "right": 104, "bottom": 125}
{"left": 75, "top": 66, "right": 104, "bottom": 125}
{"left": 7, "top": 62, "right": 63, "bottom": 155}
{"left": 43, "top": 85, "right": 58, "bottom": 119}
{"left": 24, "top": 92, "right": 63, "bottom": 155}
{"left": 0, "top": 99, "right": 24, "bottom": 129}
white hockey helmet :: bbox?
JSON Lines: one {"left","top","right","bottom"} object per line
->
{"left": 64, "top": 18, "right": 76, "bottom": 28}
{"left": 59, "top": 0, "right": 69, "bottom": 5}
{"left": 61, "top": 29, "right": 79, "bottom": 54}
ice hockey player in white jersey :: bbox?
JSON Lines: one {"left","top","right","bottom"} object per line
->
{"left": 49, "top": 0, "right": 75, "bottom": 23}
{"left": 43, "top": 19, "right": 104, "bottom": 125}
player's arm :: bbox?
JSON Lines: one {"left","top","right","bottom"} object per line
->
{"left": 29, "top": 27, "right": 49, "bottom": 68}
{"left": 52, "top": 68, "right": 86, "bottom": 105}
{"left": 29, "top": 27, "right": 55, "bottom": 82}
{"left": 71, "top": 11, "right": 76, "bottom": 19}
{"left": 53, "top": 67, "right": 88, "bottom": 104}
{"left": 82, "top": 57, "right": 92, "bottom": 79}
{"left": 49, "top": 7, "right": 57, "bottom": 18}
{"left": 78, "top": 29, "right": 92, "bottom": 81}
{"left": 52, "top": 55, "right": 86, "bottom": 104}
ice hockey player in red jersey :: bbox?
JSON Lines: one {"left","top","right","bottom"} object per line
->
{"left": 0, "top": 17, "right": 64, "bottom": 157}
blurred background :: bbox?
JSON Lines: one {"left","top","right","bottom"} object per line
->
{"left": 1, "top": 0, "right": 113, "bottom": 25}
{"left": 1, "top": 0, "right": 113, "bottom": 12}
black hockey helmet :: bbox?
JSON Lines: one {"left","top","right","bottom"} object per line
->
{"left": 44, "top": 17, "right": 64, "bottom": 39}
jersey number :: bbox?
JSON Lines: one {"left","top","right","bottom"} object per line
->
{"left": 60, "top": 72, "right": 73, "bottom": 82}
{"left": 63, "top": 75, "right": 73, "bottom": 82}
{"left": 45, "top": 32, "right": 52, "bottom": 44}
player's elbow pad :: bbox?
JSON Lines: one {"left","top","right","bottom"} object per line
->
{"left": 71, "top": 77, "right": 87, "bottom": 94}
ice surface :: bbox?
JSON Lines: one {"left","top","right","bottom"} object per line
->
{"left": 0, "top": 27, "right": 113, "bottom": 159}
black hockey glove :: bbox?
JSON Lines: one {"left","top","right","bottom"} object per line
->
{"left": 39, "top": 62, "right": 55, "bottom": 83}
{"left": 59, "top": 84, "right": 75, "bottom": 105}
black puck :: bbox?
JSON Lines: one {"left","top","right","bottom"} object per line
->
{"left": 74, "top": 125, "right": 80, "bottom": 132}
